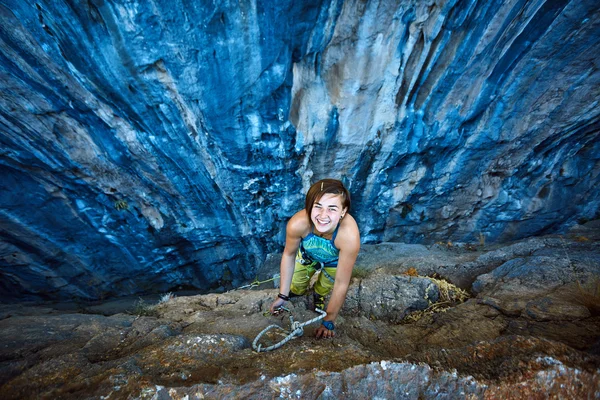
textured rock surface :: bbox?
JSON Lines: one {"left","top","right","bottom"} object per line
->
{"left": 343, "top": 274, "right": 440, "bottom": 322}
{"left": 149, "top": 360, "right": 599, "bottom": 400}
{"left": 1, "top": 237, "right": 599, "bottom": 399}
{"left": 1, "top": 0, "right": 599, "bottom": 300}
{"left": 472, "top": 236, "right": 600, "bottom": 320}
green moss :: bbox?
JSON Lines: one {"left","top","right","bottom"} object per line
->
{"left": 402, "top": 276, "right": 470, "bottom": 324}
{"left": 352, "top": 265, "right": 371, "bottom": 280}
{"left": 114, "top": 200, "right": 129, "bottom": 211}
{"left": 130, "top": 298, "right": 158, "bottom": 317}
{"left": 400, "top": 203, "right": 413, "bottom": 218}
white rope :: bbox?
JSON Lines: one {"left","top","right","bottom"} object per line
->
{"left": 252, "top": 308, "right": 327, "bottom": 352}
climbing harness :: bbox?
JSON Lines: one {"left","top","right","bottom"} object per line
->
{"left": 252, "top": 308, "right": 327, "bottom": 352}
{"left": 298, "top": 256, "right": 336, "bottom": 284}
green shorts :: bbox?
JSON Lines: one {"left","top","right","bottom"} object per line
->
{"left": 289, "top": 251, "right": 337, "bottom": 297}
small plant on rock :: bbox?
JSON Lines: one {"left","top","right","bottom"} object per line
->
{"left": 131, "top": 298, "right": 158, "bottom": 317}
{"left": 158, "top": 292, "right": 175, "bottom": 304}
{"left": 402, "top": 272, "right": 470, "bottom": 323}
{"left": 114, "top": 200, "right": 129, "bottom": 211}
{"left": 351, "top": 265, "right": 371, "bottom": 280}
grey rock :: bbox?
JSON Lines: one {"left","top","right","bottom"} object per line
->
{"left": 166, "top": 334, "right": 250, "bottom": 361}
{"left": 473, "top": 253, "right": 600, "bottom": 295}
{"left": 472, "top": 242, "right": 600, "bottom": 320}
{"left": 149, "top": 360, "right": 599, "bottom": 400}
{"left": 253, "top": 253, "right": 281, "bottom": 289}
{"left": 473, "top": 256, "right": 570, "bottom": 295}
{"left": 0, "top": 258, "right": 599, "bottom": 399}
{"left": 524, "top": 297, "right": 591, "bottom": 321}
{"left": 344, "top": 274, "right": 440, "bottom": 322}
{"left": 0, "top": 313, "right": 129, "bottom": 361}
{"left": 452, "top": 237, "right": 559, "bottom": 287}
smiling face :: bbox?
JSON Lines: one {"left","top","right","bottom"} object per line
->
{"left": 310, "top": 193, "right": 347, "bottom": 235}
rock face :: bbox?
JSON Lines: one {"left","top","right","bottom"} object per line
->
{"left": 1, "top": 0, "right": 599, "bottom": 300}
{"left": 0, "top": 236, "right": 599, "bottom": 399}
{"left": 343, "top": 274, "right": 441, "bottom": 322}
{"left": 147, "top": 360, "right": 600, "bottom": 400}
{"left": 473, "top": 248, "right": 600, "bottom": 320}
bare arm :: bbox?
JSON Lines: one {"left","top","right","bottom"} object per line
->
{"left": 315, "top": 215, "right": 360, "bottom": 338}
{"left": 278, "top": 227, "right": 302, "bottom": 298}
{"left": 324, "top": 217, "right": 360, "bottom": 322}
{"left": 270, "top": 211, "right": 307, "bottom": 313}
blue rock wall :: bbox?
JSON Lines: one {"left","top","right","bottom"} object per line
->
{"left": 0, "top": 0, "right": 598, "bottom": 300}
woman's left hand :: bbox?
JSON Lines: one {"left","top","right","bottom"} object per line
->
{"left": 315, "top": 325, "right": 335, "bottom": 339}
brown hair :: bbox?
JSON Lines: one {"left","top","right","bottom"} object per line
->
{"left": 305, "top": 179, "right": 351, "bottom": 220}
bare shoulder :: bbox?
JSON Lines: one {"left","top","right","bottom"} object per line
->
{"left": 287, "top": 210, "right": 311, "bottom": 237}
{"left": 335, "top": 214, "right": 360, "bottom": 250}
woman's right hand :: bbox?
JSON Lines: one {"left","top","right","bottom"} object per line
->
{"left": 269, "top": 297, "right": 286, "bottom": 314}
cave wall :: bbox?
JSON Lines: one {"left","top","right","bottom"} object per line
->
{"left": 0, "top": 0, "right": 598, "bottom": 300}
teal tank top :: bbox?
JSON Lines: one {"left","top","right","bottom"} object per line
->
{"left": 298, "top": 224, "right": 340, "bottom": 267}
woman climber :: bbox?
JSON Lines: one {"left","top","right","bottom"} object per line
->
{"left": 269, "top": 178, "right": 361, "bottom": 339}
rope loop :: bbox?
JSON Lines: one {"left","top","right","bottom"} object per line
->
{"left": 252, "top": 308, "right": 327, "bottom": 352}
